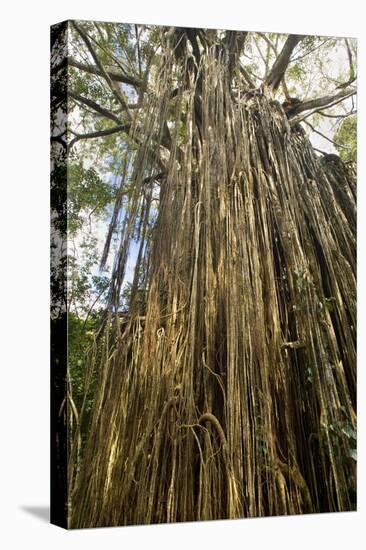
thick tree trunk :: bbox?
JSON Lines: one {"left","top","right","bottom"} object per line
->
{"left": 70, "top": 38, "right": 356, "bottom": 528}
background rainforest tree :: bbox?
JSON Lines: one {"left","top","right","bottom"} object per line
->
{"left": 51, "top": 21, "right": 357, "bottom": 527}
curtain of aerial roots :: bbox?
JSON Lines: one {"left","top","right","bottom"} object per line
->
{"left": 70, "top": 44, "right": 356, "bottom": 527}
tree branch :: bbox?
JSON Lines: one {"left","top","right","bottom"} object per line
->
{"left": 265, "top": 34, "right": 304, "bottom": 92}
{"left": 69, "top": 124, "right": 130, "bottom": 148}
{"left": 67, "top": 57, "right": 142, "bottom": 87}
{"left": 317, "top": 109, "right": 357, "bottom": 119}
{"left": 239, "top": 64, "right": 257, "bottom": 88}
{"left": 257, "top": 32, "right": 277, "bottom": 55}
{"left": 51, "top": 135, "right": 68, "bottom": 149}
{"left": 72, "top": 22, "right": 132, "bottom": 117}
{"left": 289, "top": 87, "right": 356, "bottom": 123}
{"left": 304, "top": 120, "right": 348, "bottom": 150}
{"left": 289, "top": 38, "right": 331, "bottom": 64}
{"left": 335, "top": 75, "right": 357, "bottom": 90}
{"left": 344, "top": 38, "right": 355, "bottom": 81}
{"left": 257, "top": 32, "right": 290, "bottom": 97}
{"left": 69, "top": 91, "right": 123, "bottom": 124}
